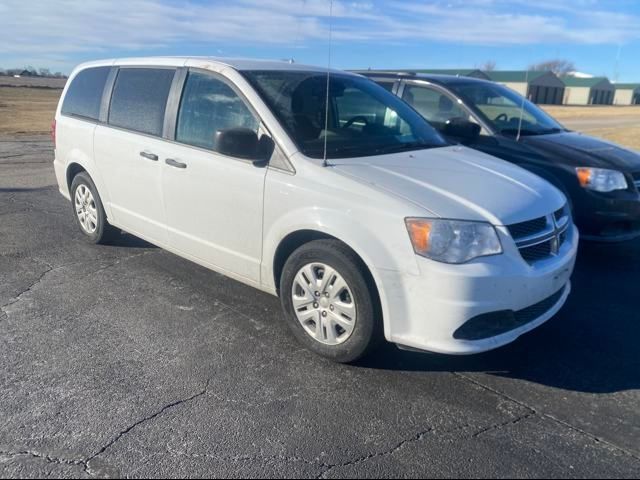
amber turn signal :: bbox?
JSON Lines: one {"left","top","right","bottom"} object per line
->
{"left": 406, "top": 219, "right": 432, "bottom": 252}
{"left": 576, "top": 167, "right": 592, "bottom": 187}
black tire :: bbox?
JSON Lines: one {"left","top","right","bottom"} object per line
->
{"left": 70, "top": 172, "right": 119, "bottom": 244}
{"left": 280, "top": 239, "right": 383, "bottom": 363}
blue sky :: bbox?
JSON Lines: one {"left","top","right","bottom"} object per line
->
{"left": 2, "top": 0, "right": 639, "bottom": 81}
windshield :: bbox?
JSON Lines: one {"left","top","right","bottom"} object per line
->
{"left": 449, "top": 82, "right": 566, "bottom": 137}
{"left": 243, "top": 71, "right": 447, "bottom": 159}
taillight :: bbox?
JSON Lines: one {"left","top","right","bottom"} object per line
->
{"left": 51, "top": 119, "right": 56, "bottom": 148}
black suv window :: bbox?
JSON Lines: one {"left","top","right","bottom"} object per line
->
{"left": 176, "top": 71, "right": 259, "bottom": 152}
{"left": 449, "top": 82, "right": 565, "bottom": 136}
{"left": 377, "top": 81, "right": 395, "bottom": 92}
{"left": 402, "top": 84, "right": 469, "bottom": 130}
{"left": 109, "top": 68, "right": 175, "bottom": 136}
{"left": 61, "top": 67, "right": 111, "bottom": 121}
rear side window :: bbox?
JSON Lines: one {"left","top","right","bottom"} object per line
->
{"left": 61, "top": 67, "right": 111, "bottom": 121}
{"left": 108, "top": 68, "right": 175, "bottom": 136}
{"left": 176, "top": 71, "right": 259, "bottom": 151}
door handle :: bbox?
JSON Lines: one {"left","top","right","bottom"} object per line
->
{"left": 139, "top": 151, "right": 158, "bottom": 161}
{"left": 166, "top": 158, "right": 187, "bottom": 169}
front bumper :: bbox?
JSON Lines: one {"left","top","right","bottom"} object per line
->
{"left": 574, "top": 188, "right": 640, "bottom": 242}
{"left": 379, "top": 225, "right": 579, "bottom": 355}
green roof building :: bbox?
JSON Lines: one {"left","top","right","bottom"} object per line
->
{"left": 560, "top": 76, "right": 614, "bottom": 105}
{"left": 614, "top": 83, "right": 640, "bottom": 105}
{"left": 486, "top": 71, "right": 565, "bottom": 105}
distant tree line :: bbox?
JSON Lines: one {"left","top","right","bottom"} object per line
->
{"left": 475, "top": 59, "right": 578, "bottom": 76}
{"left": 528, "top": 59, "right": 576, "bottom": 76}
{"left": 0, "top": 66, "right": 67, "bottom": 78}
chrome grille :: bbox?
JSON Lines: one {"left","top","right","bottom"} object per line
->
{"left": 508, "top": 205, "right": 571, "bottom": 265}
{"left": 554, "top": 204, "right": 571, "bottom": 230}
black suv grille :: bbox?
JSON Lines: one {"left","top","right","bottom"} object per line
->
{"left": 633, "top": 173, "right": 640, "bottom": 191}
{"left": 453, "top": 287, "right": 567, "bottom": 341}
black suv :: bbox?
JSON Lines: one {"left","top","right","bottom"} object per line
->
{"left": 357, "top": 71, "right": 640, "bottom": 242}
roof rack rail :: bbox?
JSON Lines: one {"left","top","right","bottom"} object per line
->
{"left": 351, "top": 69, "right": 417, "bottom": 76}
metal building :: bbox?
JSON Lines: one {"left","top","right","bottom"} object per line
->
{"left": 561, "top": 77, "right": 615, "bottom": 105}
{"left": 486, "top": 71, "right": 565, "bottom": 105}
{"left": 614, "top": 84, "right": 640, "bottom": 105}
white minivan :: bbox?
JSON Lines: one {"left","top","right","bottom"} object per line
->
{"left": 53, "top": 57, "right": 578, "bottom": 362}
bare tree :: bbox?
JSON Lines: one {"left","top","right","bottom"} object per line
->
{"left": 38, "top": 67, "right": 51, "bottom": 77}
{"left": 529, "top": 59, "right": 576, "bottom": 76}
{"left": 479, "top": 60, "right": 497, "bottom": 72}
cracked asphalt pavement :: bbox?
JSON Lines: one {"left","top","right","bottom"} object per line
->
{"left": 1, "top": 135, "right": 639, "bottom": 478}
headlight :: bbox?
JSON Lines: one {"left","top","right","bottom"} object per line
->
{"left": 405, "top": 218, "right": 502, "bottom": 264}
{"left": 576, "top": 167, "right": 628, "bottom": 192}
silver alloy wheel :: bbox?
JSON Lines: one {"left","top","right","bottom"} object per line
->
{"left": 74, "top": 184, "right": 98, "bottom": 234}
{"left": 291, "top": 262, "right": 357, "bottom": 345}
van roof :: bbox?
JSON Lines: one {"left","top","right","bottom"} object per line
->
{"left": 73, "top": 56, "right": 346, "bottom": 75}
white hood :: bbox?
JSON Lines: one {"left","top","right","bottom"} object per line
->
{"left": 332, "top": 146, "right": 565, "bottom": 226}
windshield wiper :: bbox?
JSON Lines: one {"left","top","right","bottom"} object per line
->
{"left": 537, "top": 127, "right": 565, "bottom": 135}
{"left": 373, "top": 142, "right": 440, "bottom": 154}
{"left": 500, "top": 128, "right": 543, "bottom": 137}
{"left": 305, "top": 141, "right": 443, "bottom": 159}
{"left": 500, "top": 127, "right": 565, "bottom": 137}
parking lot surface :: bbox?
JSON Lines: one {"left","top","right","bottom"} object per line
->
{"left": 1, "top": 136, "right": 639, "bottom": 478}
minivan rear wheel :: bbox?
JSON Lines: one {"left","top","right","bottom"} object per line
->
{"left": 280, "top": 239, "right": 382, "bottom": 363}
{"left": 70, "top": 172, "right": 118, "bottom": 244}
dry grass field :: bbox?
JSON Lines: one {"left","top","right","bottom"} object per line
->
{"left": 579, "top": 126, "right": 640, "bottom": 150}
{"left": 541, "top": 106, "right": 640, "bottom": 151}
{"left": 0, "top": 87, "right": 62, "bottom": 135}
{"left": 0, "top": 86, "right": 638, "bottom": 150}
{"left": 542, "top": 105, "right": 640, "bottom": 119}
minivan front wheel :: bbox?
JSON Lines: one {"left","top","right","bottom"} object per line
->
{"left": 280, "top": 239, "right": 382, "bottom": 363}
{"left": 291, "top": 262, "right": 357, "bottom": 346}
{"left": 70, "top": 172, "right": 118, "bottom": 244}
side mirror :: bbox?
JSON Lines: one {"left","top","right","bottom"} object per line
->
{"left": 443, "top": 119, "right": 481, "bottom": 143}
{"left": 214, "top": 128, "right": 261, "bottom": 160}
